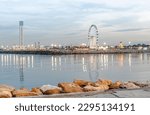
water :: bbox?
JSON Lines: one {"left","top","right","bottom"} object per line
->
{"left": 0, "top": 53, "right": 150, "bottom": 89}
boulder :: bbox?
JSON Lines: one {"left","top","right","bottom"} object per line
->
{"left": 58, "top": 82, "right": 83, "bottom": 93}
{"left": 120, "top": 82, "right": 140, "bottom": 89}
{"left": 73, "top": 79, "right": 94, "bottom": 87}
{"left": 20, "top": 88, "right": 30, "bottom": 91}
{"left": 44, "top": 88, "right": 61, "bottom": 95}
{"left": 109, "top": 81, "right": 122, "bottom": 89}
{"left": 98, "top": 85, "right": 109, "bottom": 90}
{"left": 0, "top": 84, "right": 15, "bottom": 92}
{"left": 0, "top": 91, "right": 12, "bottom": 98}
{"left": 40, "top": 85, "right": 60, "bottom": 93}
{"left": 83, "top": 86, "right": 96, "bottom": 92}
{"left": 31, "top": 88, "right": 43, "bottom": 95}
{"left": 130, "top": 81, "right": 149, "bottom": 88}
{"left": 94, "top": 79, "right": 112, "bottom": 86}
{"left": 12, "top": 90, "right": 38, "bottom": 97}
{"left": 83, "top": 85, "right": 109, "bottom": 92}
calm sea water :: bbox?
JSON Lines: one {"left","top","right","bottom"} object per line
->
{"left": 0, "top": 53, "right": 150, "bottom": 89}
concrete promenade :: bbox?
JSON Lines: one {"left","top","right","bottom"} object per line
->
{"left": 31, "top": 87, "right": 150, "bottom": 98}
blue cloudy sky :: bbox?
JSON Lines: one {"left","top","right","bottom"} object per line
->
{"left": 0, "top": 0, "right": 150, "bottom": 46}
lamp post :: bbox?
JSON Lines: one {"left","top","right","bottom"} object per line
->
{"left": 129, "top": 41, "right": 131, "bottom": 49}
{"left": 103, "top": 42, "right": 106, "bottom": 46}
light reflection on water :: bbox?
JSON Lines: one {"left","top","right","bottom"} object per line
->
{"left": 0, "top": 53, "right": 150, "bottom": 89}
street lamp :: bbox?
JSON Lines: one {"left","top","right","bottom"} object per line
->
{"left": 128, "top": 41, "right": 131, "bottom": 49}
{"left": 103, "top": 42, "right": 106, "bottom": 46}
{"left": 129, "top": 41, "right": 131, "bottom": 45}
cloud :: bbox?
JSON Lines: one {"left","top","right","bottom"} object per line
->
{"left": 0, "top": 0, "right": 150, "bottom": 45}
{"left": 114, "top": 28, "right": 150, "bottom": 32}
{"left": 0, "top": 25, "right": 17, "bottom": 30}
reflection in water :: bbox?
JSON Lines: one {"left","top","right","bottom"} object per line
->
{"left": 128, "top": 54, "right": 132, "bottom": 71}
{"left": 18, "top": 55, "right": 24, "bottom": 88}
{"left": 51, "top": 56, "right": 62, "bottom": 71}
{"left": 0, "top": 54, "right": 111, "bottom": 82}
{"left": 0, "top": 53, "right": 150, "bottom": 88}
{"left": 82, "top": 57, "right": 87, "bottom": 72}
{"left": 0, "top": 54, "right": 34, "bottom": 88}
{"left": 140, "top": 54, "right": 144, "bottom": 61}
{"left": 147, "top": 54, "right": 150, "bottom": 62}
{"left": 117, "top": 54, "right": 124, "bottom": 67}
{"left": 0, "top": 54, "right": 34, "bottom": 68}
{"left": 1, "top": 54, "right": 150, "bottom": 72}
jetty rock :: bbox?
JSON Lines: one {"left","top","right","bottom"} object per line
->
{"left": 40, "top": 85, "right": 61, "bottom": 93}
{"left": 109, "top": 81, "right": 122, "bottom": 89}
{"left": 20, "top": 88, "right": 30, "bottom": 91}
{"left": 31, "top": 88, "right": 43, "bottom": 95}
{"left": 130, "top": 81, "right": 150, "bottom": 88}
{"left": 94, "top": 79, "right": 112, "bottom": 86}
{"left": 83, "top": 85, "right": 109, "bottom": 92}
{"left": 12, "top": 89, "right": 39, "bottom": 97}
{"left": 0, "top": 91, "right": 12, "bottom": 98}
{"left": 73, "top": 79, "right": 94, "bottom": 87}
{"left": 58, "top": 82, "right": 83, "bottom": 93}
{"left": 120, "top": 82, "right": 140, "bottom": 89}
{"left": 44, "top": 88, "right": 62, "bottom": 95}
{"left": 0, "top": 84, "right": 15, "bottom": 92}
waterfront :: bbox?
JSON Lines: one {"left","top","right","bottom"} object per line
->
{"left": 0, "top": 53, "right": 150, "bottom": 89}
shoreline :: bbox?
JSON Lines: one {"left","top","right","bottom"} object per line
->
{"left": 0, "top": 49, "right": 150, "bottom": 55}
{"left": 29, "top": 87, "right": 150, "bottom": 98}
{"left": 0, "top": 79, "right": 150, "bottom": 98}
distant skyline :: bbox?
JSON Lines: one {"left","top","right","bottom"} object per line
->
{"left": 0, "top": 0, "right": 150, "bottom": 46}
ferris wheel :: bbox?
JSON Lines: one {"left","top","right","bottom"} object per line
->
{"left": 88, "top": 24, "right": 99, "bottom": 47}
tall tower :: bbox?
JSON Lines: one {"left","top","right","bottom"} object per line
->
{"left": 19, "top": 21, "right": 24, "bottom": 48}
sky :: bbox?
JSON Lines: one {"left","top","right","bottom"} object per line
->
{"left": 0, "top": 0, "right": 150, "bottom": 46}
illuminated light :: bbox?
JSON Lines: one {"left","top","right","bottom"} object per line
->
{"left": 51, "top": 44, "right": 54, "bottom": 47}
{"left": 128, "top": 54, "right": 132, "bottom": 71}
{"left": 1, "top": 55, "right": 4, "bottom": 66}
{"left": 82, "top": 57, "right": 85, "bottom": 65}
{"left": 58, "top": 44, "right": 61, "bottom": 48}
{"left": 129, "top": 41, "right": 131, "bottom": 44}
{"left": 81, "top": 43, "right": 87, "bottom": 46}
{"left": 59, "top": 57, "right": 61, "bottom": 66}
{"left": 31, "top": 56, "right": 34, "bottom": 68}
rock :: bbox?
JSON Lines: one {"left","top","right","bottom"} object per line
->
{"left": 109, "top": 81, "right": 122, "bottom": 89}
{"left": 20, "top": 88, "right": 30, "bottom": 91}
{"left": 83, "top": 85, "right": 109, "bottom": 92}
{"left": 31, "top": 88, "right": 43, "bottom": 95}
{"left": 120, "top": 82, "right": 140, "bottom": 89}
{"left": 98, "top": 85, "right": 109, "bottom": 90}
{"left": 83, "top": 86, "right": 97, "bottom": 92}
{"left": 94, "top": 79, "right": 112, "bottom": 86}
{"left": 44, "top": 88, "right": 61, "bottom": 95}
{"left": 73, "top": 79, "right": 94, "bottom": 87}
{"left": 0, "top": 84, "right": 15, "bottom": 92}
{"left": 40, "top": 85, "right": 60, "bottom": 93}
{"left": 130, "top": 81, "right": 149, "bottom": 88}
{"left": 58, "top": 82, "right": 83, "bottom": 93}
{"left": 12, "top": 90, "right": 38, "bottom": 97}
{"left": 0, "top": 91, "right": 12, "bottom": 98}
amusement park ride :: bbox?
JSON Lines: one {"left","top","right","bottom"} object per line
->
{"left": 88, "top": 25, "right": 99, "bottom": 49}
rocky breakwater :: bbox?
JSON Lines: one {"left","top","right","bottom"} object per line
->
{"left": 0, "top": 79, "right": 150, "bottom": 98}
